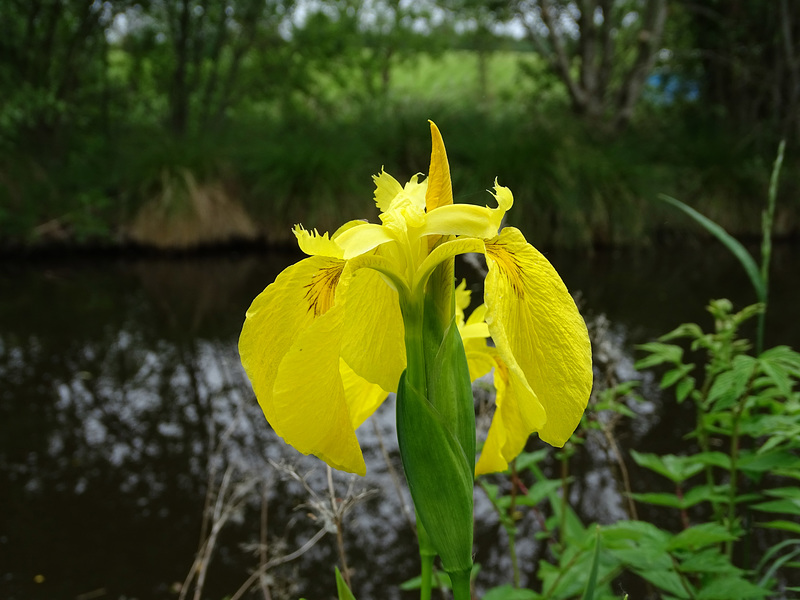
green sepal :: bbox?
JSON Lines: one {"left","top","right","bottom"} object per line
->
{"left": 396, "top": 367, "right": 474, "bottom": 574}
{"left": 335, "top": 567, "right": 357, "bottom": 600}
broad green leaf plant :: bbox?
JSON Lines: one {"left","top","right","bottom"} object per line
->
{"left": 239, "top": 122, "right": 593, "bottom": 599}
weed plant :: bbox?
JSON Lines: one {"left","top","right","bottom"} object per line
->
{"left": 468, "top": 143, "right": 799, "bottom": 600}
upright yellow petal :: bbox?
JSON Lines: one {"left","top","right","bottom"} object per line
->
{"left": 373, "top": 169, "right": 404, "bottom": 212}
{"left": 426, "top": 121, "right": 452, "bottom": 211}
{"left": 239, "top": 256, "right": 365, "bottom": 473}
{"left": 483, "top": 227, "right": 592, "bottom": 447}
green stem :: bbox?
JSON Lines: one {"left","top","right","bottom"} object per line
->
{"left": 400, "top": 297, "right": 427, "bottom": 396}
{"left": 420, "top": 553, "right": 434, "bottom": 600}
{"left": 726, "top": 389, "right": 750, "bottom": 558}
{"left": 450, "top": 569, "right": 472, "bottom": 600}
{"left": 559, "top": 452, "right": 569, "bottom": 547}
{"left": 757, "top": 139, "right": 785, "bottom": 354}
{"left": 417, "top": 517, "right": 436, "bottom": 600}
{"left": 509, "top": 461, "right": 520, "bottom": 588}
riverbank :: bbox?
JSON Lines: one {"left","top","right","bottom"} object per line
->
{"left": 4, "top": 111, "right": 797, "bottom": 252}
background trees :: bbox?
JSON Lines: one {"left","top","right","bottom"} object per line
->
{"left": 0, "top": 0, "right": 797, "bottom": 247}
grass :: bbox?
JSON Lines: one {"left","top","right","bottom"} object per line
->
{"left": 1, "top": 49, "right": 797, "bottom": 250}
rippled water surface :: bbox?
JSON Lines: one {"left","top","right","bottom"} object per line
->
{"left": 1, "top": 244, "right": 798, "bottom": 599}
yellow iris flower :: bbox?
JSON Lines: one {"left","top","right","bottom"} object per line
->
{"left": 239, "top": 122, "right": 592, "bottom": 477}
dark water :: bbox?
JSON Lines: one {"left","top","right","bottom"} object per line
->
{"left": 0, "top": 243, "right": 797, "bottom": 600}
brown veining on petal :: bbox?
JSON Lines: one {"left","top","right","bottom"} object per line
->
{"left": 304, "top": 261, "right": 345, "bottom": 317}
{"left": 485, "top": 240, "right": 525, "bottom": 300}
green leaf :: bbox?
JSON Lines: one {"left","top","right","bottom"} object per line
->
{"left": 739, "top": 450, "right": 799, "bottom": 477}
{"left": 706, "top": 355, "right": 757, "bottom": 411}
{"left": 692, "top": 452, "right": 732, "bottom": 470}
{"left": 633, "top": 568, "right": 691, "bottom": 599}
{"left": 629, "top": 492, "right": 686, "bottom": 509}
{"left": 667, "top": 523, "right": 737, "bottom": 551}
{"left": 514, "top": 449, "right": 550, "bottom": 472}
{"left": 396, "top": 370, "right": 474, "bottom": 574}
{"left": 483, "top": 585, "right": 539, "bottom": 600}
{"left": 757, "top": 520, "right": 800, "bottom": 535}
{"left": 660, "top": 322, "right": 704, "bottom": 342}
{"left": 522, "top": 479, "right": 563, "bottom": 506}
{"left": 335, "top": 567, "right": 357, "bottom": 600}
{"left": 657, "top": 194, "right": 766, "bottom": 303}
{"left": 400, "top": 564, "right": 480, "bottom": 591}
{"left": 630, "top": 450, "right": 705, "bottom": 483}
{"left": 752, "top": 498, "right": 800, "bottom": 516}
{"left": 661, "top": 364, "right": 695, "bottom": 389}
{"left": 695, "top": 576, "right": 770, "bottom": 599}
{"left": 635, "top": 342, "right": 685, "bottom": 369}
{"left": 676, "top": 376, "right": 696, "bottom": 403}
{"left": 428, "top": 316, "right": 477, "bottom": 473}
{"left": 602, "top": 520, "right": 671, "bottom": 547}
{"left": 678, "top": 549, "right": 742, "bottom": 575}
{"left": 581, "top": 527, "right": 602, "bottom": 600}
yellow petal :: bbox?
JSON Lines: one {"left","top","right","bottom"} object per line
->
{"left": 423, "top": 204, "right": 500, "bottom": 239}
{"left": 373, "top": 169, "right": 404, "bottom": 212}
{"left": 239, "top": 256, "right": 365, "bottom": 473}
{"left": 272, "top": 301, "right": 365, "bottom": 474}
{"left": 465, "top": 345, "right": 495, "bottom": 382}
{"left": 475, "top": 356, "right": 546, "bottom": 475}
{"left": 293, "top": 225, "right": 344, "bottom": 258}
{"left": 466, "top": 303, "right": 488, "bottom": 326}
{"left": 334, "top": 223, "right": 395, "bottom": 260}
{"left": 340, "top": 358, "right": 389, "bottom": 429}
{"left": 454, "top": 279, "right": 470, "bottom": 327}
{"left": 483, "top": 227, "right": 592, "bottom": 447}
{"left": 422, "top": 182, "right": 512, "bottom": 240}
{"left": 339, "top": 262, "right": 406, "bottom": 392}
{"left": 425, "top": 121, "right": 453, "bottom": 211}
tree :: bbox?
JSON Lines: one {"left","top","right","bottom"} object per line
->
{"left": 675, "top": 0, "right": 800, "bottom": 142}
{"left": 513, "top": 0, "right": 668, "bottom": 130}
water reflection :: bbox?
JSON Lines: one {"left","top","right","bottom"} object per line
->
{"left": 0, "top": 245, "right": 797, "bottom": 599}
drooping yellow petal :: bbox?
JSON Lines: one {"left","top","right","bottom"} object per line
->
{"left": 483, "top": 227, "right": 592, "bottom": 447}
{"left": 339, "top": 259, "right": 406, "bottom": 392}
{"left": 272, "top": 301, "right": 365, "bottom": 474}
{"left": 475, "top": 356, "right": 546, "bottom": 475}
{"left": 239, "top": 256, "right": 365, "bottom": 473}
{"left": 340, "top": 358, "right": 389, "bottom": 429}
{"left": 425, "top": 121, "right": 452, "bottom": 212}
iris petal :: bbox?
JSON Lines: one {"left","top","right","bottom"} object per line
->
{"left": 239, "top": 256, "right": 365, "bottom": 473}
{"left": 475, "top": 356, "right": 545, "bottom": 475}
{"left": 272, "top": 302, "right": 365, "bottom": 474}
{"left": 425, "top": 121, "right": 453, "bottom": 212}
{"left": 334, "top": 223, "right": 395, "bottom": 260}
{"left": 483, "top": 227, "right": 592, "bottom": 447}
{"left": 373, "top": 169, "right": 403, "bottom": 212}
{"left": 340, "top": 263, "right": 406, "bottom": 392}
{"left": 340, "top": 358, "right": 389, "bottom": 430}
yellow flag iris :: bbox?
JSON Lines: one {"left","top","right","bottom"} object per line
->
{"left": 239, "top": 122, "right": 592, "bottom": 476}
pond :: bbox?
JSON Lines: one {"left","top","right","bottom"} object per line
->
{"left": 1, "top": 242, "right": 798, "bottom": 600}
